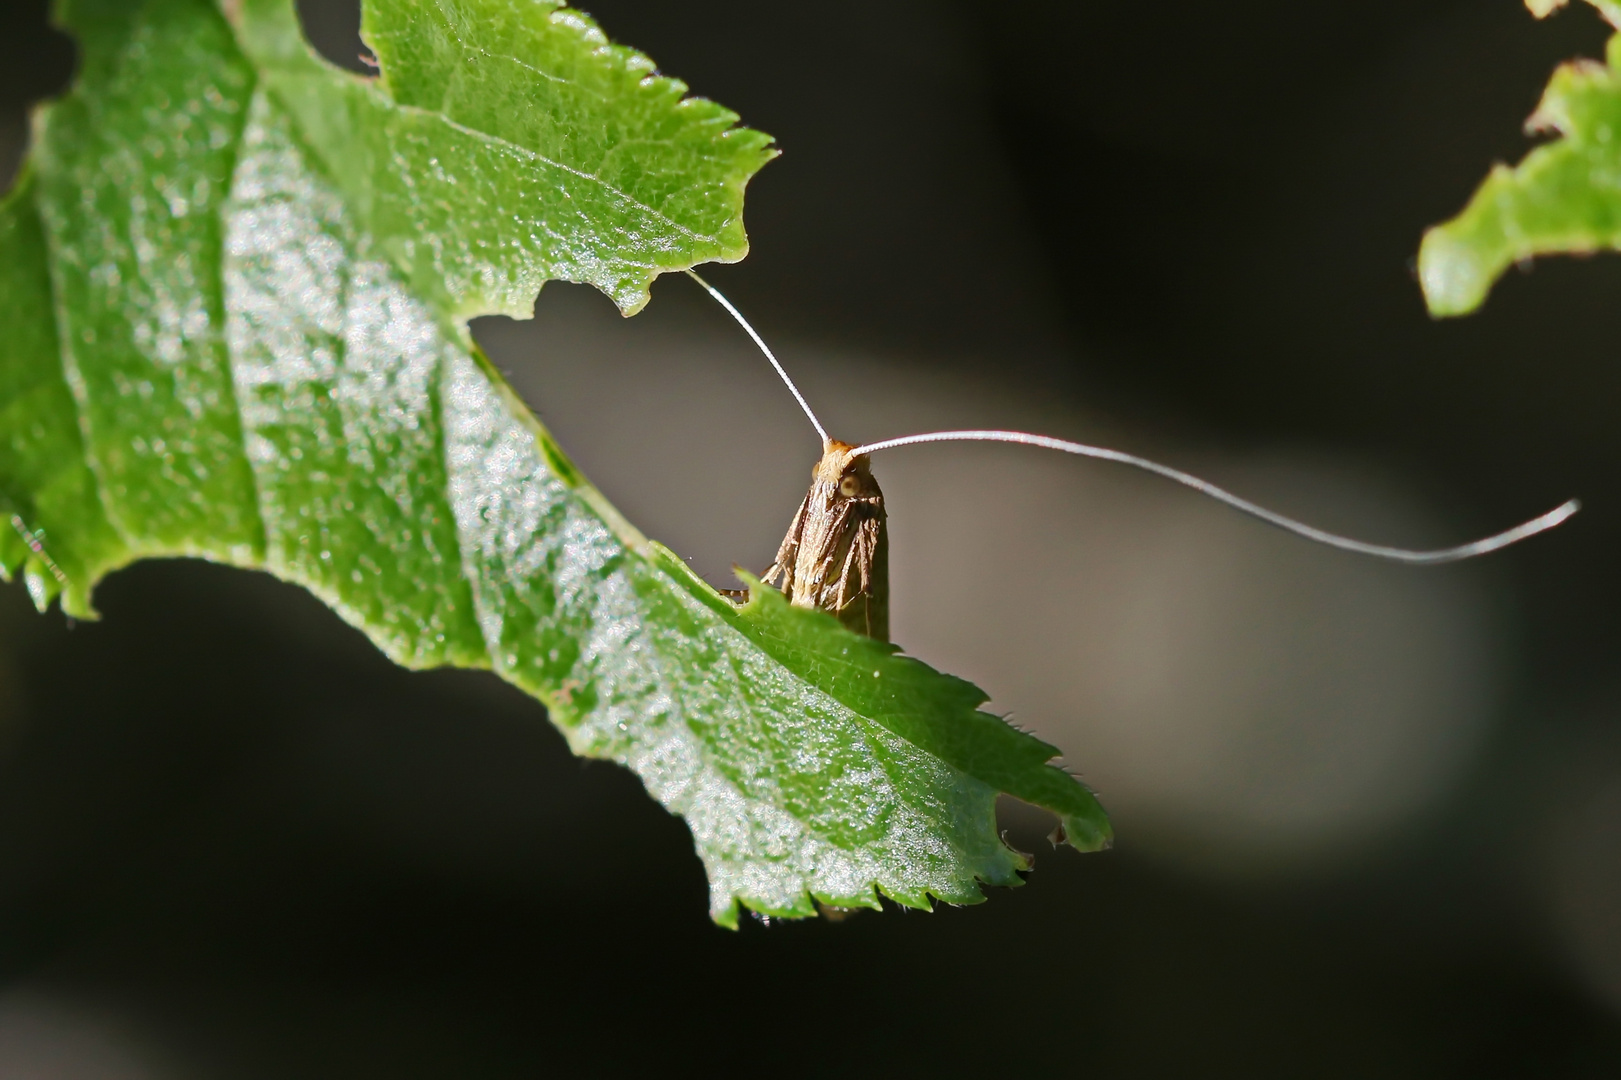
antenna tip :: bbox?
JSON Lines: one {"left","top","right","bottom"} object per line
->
{"left": 1544, "top": 498, "right": 1582, "bottom": 527}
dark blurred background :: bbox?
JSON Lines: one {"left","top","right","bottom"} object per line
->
{"left": 4, "top": 0, "right": 1621, "bottom": 1074}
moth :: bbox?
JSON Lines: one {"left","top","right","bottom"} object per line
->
{"left": 759, "top": 438, "right": 888, "bottom": 639}
{"left": 686, "top": 273, "right": 1579, "bottom": 642}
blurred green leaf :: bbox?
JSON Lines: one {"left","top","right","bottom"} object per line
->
{"left": 1420, "top": 1, "right": 1621, "bottom": 316}
{"left": 0, "top": 0, "right": 1110, "bottom": 924}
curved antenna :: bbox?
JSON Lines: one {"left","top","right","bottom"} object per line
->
{"left": 847, "top": 430, "right": 1579, "bottom": 565}
{"left": 685, "top": 271, "right": 830, "bottom": 447}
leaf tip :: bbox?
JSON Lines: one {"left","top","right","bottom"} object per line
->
{"left": 710, "top": 898, "right": 741, "bottom": 930}
{"left": 1050, "top": 812, "right": 1114, "bottom": 854}
{"left": 1417, "top": 223, "right": 1497, "bottom": 318}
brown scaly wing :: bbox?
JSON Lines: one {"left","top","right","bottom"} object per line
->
{"left": 737, "top": 445, "right": 890, "bottom": 642}
{"left": 829, "top": 502, "right": 887, "bottom": 640}
{"left": 791, "top": 491, "right": 887, "bottom": 641}
{"left": 761, "top": 487, "right": 812, "bottom": 595}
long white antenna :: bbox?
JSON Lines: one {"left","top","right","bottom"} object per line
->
{"left": 848, "top": 429, "right": 1578, "bottom": 565}
{"left": 685, "top": 271, "right": 830, "bottom": 446}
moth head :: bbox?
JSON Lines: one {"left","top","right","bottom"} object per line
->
{"left": 815, "top": 440, "right": 879, "bottom": 500}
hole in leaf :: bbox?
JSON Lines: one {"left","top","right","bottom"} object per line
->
{"left": 0, "top": 0, "right": 77, "bottom": 194}
{"left": 295, "top": 0, "right": 374, "bottom": 75}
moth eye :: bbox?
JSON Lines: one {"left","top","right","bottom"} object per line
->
{"left": 838, "top": 475, "right": 861, "bottom": 497}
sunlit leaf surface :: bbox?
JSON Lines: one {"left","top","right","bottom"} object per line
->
{"left": 0, "top": 0, "right": 1110, "bottom": 924}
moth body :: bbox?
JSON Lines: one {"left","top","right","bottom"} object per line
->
{"left": 762, "top": 440, "right": 889, "bottom": 642}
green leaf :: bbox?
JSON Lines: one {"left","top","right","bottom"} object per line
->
{"left": 0, "top": 0, "right": 1111, "bottom": 924}
{"left": 1419, "top": 1, "right": 1621, "bottom": 316}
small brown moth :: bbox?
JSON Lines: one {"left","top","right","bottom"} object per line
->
{"left": 761, "top": 438, "right": 889, "bottom": 640}
{"left": 685, "top": 273, "right": 1579, "bottom": 640}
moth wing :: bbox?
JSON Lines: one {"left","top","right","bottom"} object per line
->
{"left": 762, "top": 488, "right": 813, "bottom": 593}
{"left": 831, "top": 506, "right": 889, "bottom": 642}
